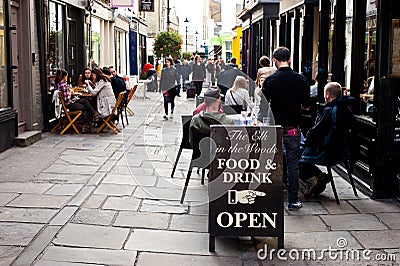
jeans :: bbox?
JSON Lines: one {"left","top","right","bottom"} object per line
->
{"left": 163, "top": 95, "right": 175, "bottom": 115}
{"left": 283, "top": 132, "right": 301, "bottom": 203}
{"left": 68, "top": 98, "right": 95, "bottom": 126}
{"left": 193, "top": 81, "right": 203, "bottom": 96}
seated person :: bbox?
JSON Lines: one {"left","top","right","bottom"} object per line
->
{"left": 77, "top": 68, "right": 94, "bottom": 88}
{"left": 190, "top": 89, "right": 234, "bottom": 148}
{"left": 225, "top": 76, "right": 254, "bottom": 112}
{"left": 108, "top": 66, "right": 127, "bottom": 99}
{"left": 300, "top": 82, "right": 354, "bottom": 196}
{"left": 193, "top": 89, "right": 224, "bottom": 116}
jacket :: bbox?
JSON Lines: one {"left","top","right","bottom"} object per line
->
{"left": 189, "top": 111, "right": 234, "bottom": 148}
{"left": 111, "top": 76, "right": 127, "bottom": 100}
{"left": 301, "top": 96, "right": 355, "bottom": 164}
{"left": 88, "top": 79, "right": 116, "bottom": 118}
{"left": 160, "top": 66, "right": 177, "bottom": 93}
{"left": 181, "top": 64, "right": 192, "bottom": 80}
{"left": 192, "top": 63, "right": 206, "bottom": 81}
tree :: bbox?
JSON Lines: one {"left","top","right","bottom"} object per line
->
{"left": 153, "top": 31, "right": 183, "bottom": 60}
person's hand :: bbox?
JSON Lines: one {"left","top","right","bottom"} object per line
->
{"left": 257, "top": 88, "right": 263, "bottom": 96}
{"left": 228, "top": 190, "right": 266, "bottom": 205}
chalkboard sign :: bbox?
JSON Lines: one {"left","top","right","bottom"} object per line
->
{"left": 208, "top": 125, "right": 284, "bottom": 252}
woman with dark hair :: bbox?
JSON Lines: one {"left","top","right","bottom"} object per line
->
{"left": 192, "top": 55, "right": 206, "bottom": 96}
{"left": 55, "top": 69, "right": 98, "bottom": 133}
{"left": 86, "top": 68, "right": 116, "bottom": 119}
{"left": 160, "top": 57, "right": 178, "bottom": 120}
{"left": 77, "top": 68, "right": 94, "bottom": 87}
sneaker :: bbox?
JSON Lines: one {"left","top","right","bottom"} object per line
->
{"left": 288, "top": 200, "right": 302, "bottom": 211}
{"left": 163, "top": 115, "right": 168, "bottom": 120}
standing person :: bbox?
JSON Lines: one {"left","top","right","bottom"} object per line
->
{"left": 255, "top": 56, "right": 276, "bottom": 106}
{"left": 228, "top": 58, "right": 238, "bottom": 68}
{"left": 206, "top": 59, "right": 216, "bottom": 87}
{"left": 87, "top": 68, "right": 117, "bottom": 119}
{"left": 192, "top": 55, "right": 206, "bottom": 96}
{"left": 174, "top": 58, "right": 182, "bottom": 97}
{"left": 181, "top": 60, "right": 192, "bottom": 88}
{"left": 55, "top": 69, "right": 99, "bottom": 133}
{"left": 262, "top": 47, "right": 310, "bottom": 211}
{"left": 160, "top": 58, "right": 177, "bottom": 120}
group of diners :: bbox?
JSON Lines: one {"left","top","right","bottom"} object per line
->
{"left": 54, "top": 66, "right": 128, "bottom": 133}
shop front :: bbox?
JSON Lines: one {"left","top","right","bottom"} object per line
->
{"left": 0, "top": 0, "right": 16, "bottom": 152}
{"left": 239, "top": 0, "right": 279, "bottom": 80}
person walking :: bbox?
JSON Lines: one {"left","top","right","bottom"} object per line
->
{"left": 181, "top": 60, "right": 192, "bottom": 88}
{"left": 174, "top": 58, "right": 182, "bottom": 97}
{"left": 160, "top": 58, "right": 178, "bottom": 120}
{"left": 192, "top": 55, "right": 206, "bottom": 96}
{"left": 206, "top": 59, "right": 216, "bottom": 87}
{"left": 262, "top": 47, "right": 310, "bottom": 211}
{"left": 255, "top": 55, "right": 276, "bottom": 106}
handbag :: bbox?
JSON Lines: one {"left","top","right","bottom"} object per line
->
{"left": 229, "top": 90, "right": 243, "bottom": 114}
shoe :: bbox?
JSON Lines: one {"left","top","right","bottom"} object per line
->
{"left": 288, "top": 200, "right": 302, "bottom": 211}
{"left": 163, "top": 115, "right": 168, "bottom": 120}
{"left": 308, "top": 174, "right": 327, "bottom": 196}
{"left": 82, "top": 125, "right": 90, "bottom": 134}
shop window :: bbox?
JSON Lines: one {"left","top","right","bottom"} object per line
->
{"left": 0, "top": 0, "right": 8, "bottom": 109}
{"left": 115, "top": 30, "right": 121, "bottom": 73}
{"left": 49, "top": 1, "right": 65, "bottom": 76}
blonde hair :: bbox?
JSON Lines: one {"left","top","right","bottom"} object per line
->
{"left": 231, "top": 76, "right": 248, "bottom": 92}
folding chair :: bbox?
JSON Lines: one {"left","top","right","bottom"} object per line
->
{"left": 97, "top": 91, "right": 125, "bottom": 134}
{"left": 50, "top": 91, "right": 82, "bottom": 135}
{"left": 180, "top": 128, "right": 210, "bottom": 204}
{"left": 125, "top": 85, "right": 138, "bottom": 117}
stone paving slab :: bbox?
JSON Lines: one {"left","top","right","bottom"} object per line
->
{"left": 285, "top": 202, "right": 329, "bottom": 215}
{"left": 375, "top": 212, "right": 400, "bottom": 229}
{"left": 70, "top": 208, "right": 116, "bottom": 226}
{"left": 140, "top": 199, "right": 188, "bottom": 214}
{"left": 156, "top": 177, "right": 203, "bottom": 189}
{"left": 136, "top": 252, "right": 242, "bottom": 266}
{"left": 0, "top": 182, "right": 53, "bottom": 194}
{"left": 35, "top": 260, "right": 103, "bottom": 266}
{"left": 82, "top": 195, "right": 107, "bottom": 209}
{"left": 169, "top": 214, "right": 208, "bottom": 232}
{"left": 0, "top": 193, "right": 19, "bottom": 206}
{"left": 134, "top": 187, "right": 208, "bottom": 202}
{"left": 125, "top": 229, "right": 240, "bottom": 257}
{"left": 320, "top": 200, "right": 359, "bottom": 214}
{"left": 102, "top": 173, "right": 157, "bottom": 187}
{"left": 113, "top": 211, "right": 169, "bottom": 229}
{"left": 284, "top": 215, "right": 328, "bottom": 233}
{"left": 93, "top": 184, "right": 136, "bottom": 196}
{"left": 0, "top": 222, "right": 43, "bottom": 246}
{"left": 348, "top": 199, "right": 400, "bottom": 213}
{"left": 53, "top": 223, "right": 130, "bottom": 249}
{"left": 0, "top": 246, "right": 24, "bottom": 265}
{"left": 352, "top": 230, "right": 400, "bottom": 249}
{"left": 7, "top": 194, "right": 71, "bottom": 208}
{"left": 33, "top": 173, "right": 91, "bottom": 184}
{"left": 110, "top": 166, "right": 155, "bottom": 176}
{"left": 0, "top": 207, "right": 57, "bottom": 223}
{"left": 102, "top": 196, "right": 141, "bottom": 211}
{"left": 38, "top": 246, "right": 137, "bottom": 265}
{"left": 259, "top": 231, "right": 363, "bottom": 250}
{"left": 320, "top": 214, "right": 388, "bottom": 231}
{"left": 49, "top": 207, "right": 79, "bottom": 226}
{"left": 45, "top": 184, "right": 84, "bottom": 196}
{"left": 44, "top": 163, "right": 100, "bottom": 175}
{"left": 189, "top": 203, "right": 209, "bottom": 216}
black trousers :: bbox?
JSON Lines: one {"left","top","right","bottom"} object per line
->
{"left": 67, "top": 98, "right": 95, "bottom": 126}
{"left": 163, "top": 95, "right": 176, "bottom": 115}
{"left": 193, "top": 81, "right": 203, "bottom": 96}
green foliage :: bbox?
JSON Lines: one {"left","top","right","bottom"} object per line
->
{"left": 181, "top": 51, "right": 192, "bottom": 60}
{"left": 153, "top": 31, "right": 183, "bottom": 60}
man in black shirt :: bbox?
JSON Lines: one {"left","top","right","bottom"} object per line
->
{"left": 262, "top": 47, "right": 310, "bottom": 211}
{"left": 108, "top": 66, "right": 127, "bottom": 99}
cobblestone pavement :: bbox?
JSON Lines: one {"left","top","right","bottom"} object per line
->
{"left": 0, "top": 91, "right": 399, "bottom": 266}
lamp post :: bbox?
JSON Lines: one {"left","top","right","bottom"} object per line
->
{"left": 166, "top": 0, "right": 171, "bottom": 31}
{"left": 184, "top": 18, "right": 189, "bottom": 52}
{"left": 195, "top": 31, "right": 199, "bottom": 54}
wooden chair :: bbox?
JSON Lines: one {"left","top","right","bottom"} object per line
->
{"left": 97, "top": 91, "right": 125, "bottom": 134}
{"left": 125, "top": 85, "right": 138, "bottom": 117}
{"left": 50, "top": 91, "right": 82, "bottom": 135}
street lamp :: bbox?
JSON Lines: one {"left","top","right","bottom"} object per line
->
{"left": 195, "top": 31, "right": 199, "bottom": 54}
{"left": 184, "top": 18, "right": 189, "bottom": 52}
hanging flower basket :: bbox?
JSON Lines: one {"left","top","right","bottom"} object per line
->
{"left": 154, "top": 31, "right": 183, "bottom": 60}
